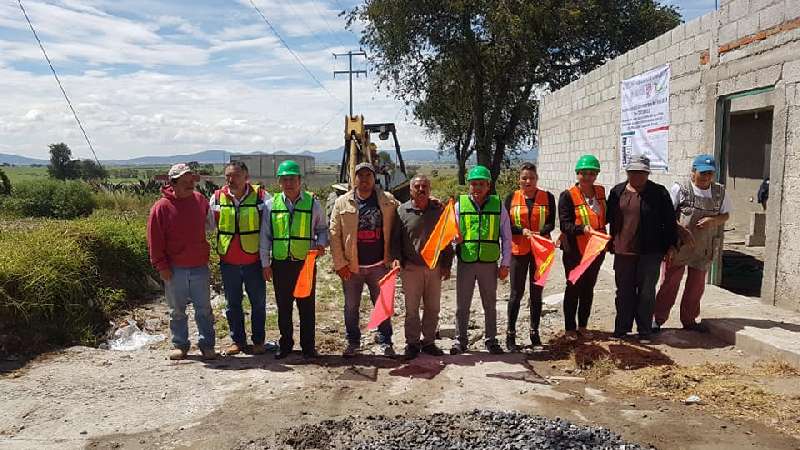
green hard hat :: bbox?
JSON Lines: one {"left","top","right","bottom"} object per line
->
{"left": 467, "top": 165, "right": 491, "bottom": 181}
{"left": 277, "top": 160, "right": 301, "bottom": 177}
{"left": 575, "top": 154, "right": 601, "bottom": 173}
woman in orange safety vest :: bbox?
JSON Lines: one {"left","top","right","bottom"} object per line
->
{"left": 503, "top": 162, "right": 555, "bottom": 350}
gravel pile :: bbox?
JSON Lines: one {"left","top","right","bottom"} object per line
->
{"left": 238, "top": 409, "right": 653, "bottom": 450}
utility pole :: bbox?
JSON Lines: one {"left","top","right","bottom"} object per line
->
{"left": 333, "top": 50, "right": 367, "bottom": 117}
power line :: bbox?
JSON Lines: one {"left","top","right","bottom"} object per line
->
{"left": 17, "top": 0, "right": 101, "bottom": 165}
{"left": 279, "top": 0, "right": 336, "bottom": 51}
{"left": 247, "top": 0, "right": 344, "bottom": 107}
{"left": 307, "top": 0, "right": 348, "bottom": 47}
{"left": 299, "top": 106, "right": 346, "bottom": 150}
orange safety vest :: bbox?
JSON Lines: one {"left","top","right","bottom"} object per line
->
{"left": 510, "top": 189, "right": 550, "bottom": 255}
{"left": 569, "top": 185, "right": 606, "bottom": 255}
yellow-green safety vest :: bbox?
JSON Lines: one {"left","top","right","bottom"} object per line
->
{"left": 458, "top": 194, "right": 501, "bottom": 263}
{"left": 271, "top": 191, "right": 314, "bottom": 261}
{"left": 216, "top": 185, "right": 263, "bottom": 255}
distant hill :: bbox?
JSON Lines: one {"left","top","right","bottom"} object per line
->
{"left": 0, "top": 147, "right": 534, "bottom": 166}
{"left": 0, "top": 153, "right": 48, "bottom": 165}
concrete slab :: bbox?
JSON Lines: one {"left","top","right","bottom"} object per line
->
{"left": 700, "top": 285, "right": 800, "bottom": 366}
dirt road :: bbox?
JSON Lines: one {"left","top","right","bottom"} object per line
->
{"left": 1, "top": 255, "right": 799, "bottom": 449}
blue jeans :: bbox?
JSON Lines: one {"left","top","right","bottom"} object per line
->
{"left": 220, "top": 262, "right": 267, "bottom": 346}
{"left": 164, "top": 265, "right": 215, "bottom": 351}
{"left": 343, "top": 265, "right": 392, "bottom": 345}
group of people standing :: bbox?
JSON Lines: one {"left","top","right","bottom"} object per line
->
{"left": 146, "top": 151, "right": 729, "bottom": 361}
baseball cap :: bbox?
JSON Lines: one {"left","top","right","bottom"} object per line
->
{"left": 168, "top": 163, "right": 193, "bottom": 179}
{"left": 626, "top": 154, "right": 651, "bottom": 173}
{"left": 354, "top": 162, "right": 376, "bottom": 174}
{"left": 692, "top": 154, "right": 716, "bottom": 172}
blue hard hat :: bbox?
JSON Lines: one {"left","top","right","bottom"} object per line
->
{"left": 692, "top": 154, "right": 716, "bottom": 172}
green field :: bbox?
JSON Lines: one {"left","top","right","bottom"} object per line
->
{"left": 1, "top": 166, "right": 49, "bottom": 183}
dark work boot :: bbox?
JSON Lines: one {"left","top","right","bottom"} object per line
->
{"left": 506, "top": 332, "right": 518, "bottom": 352}
{"left": 530, "top": 331, "right": 542, "bottom": 347}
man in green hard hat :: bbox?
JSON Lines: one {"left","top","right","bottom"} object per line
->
{"left": 209, "top": 160, "right": 269, "bottom": 356}
{"left": 451, "top": 165, "right": 513, "bottom": 355}
{"left": 260, "top": 159, "right": 329, "bottom": 359}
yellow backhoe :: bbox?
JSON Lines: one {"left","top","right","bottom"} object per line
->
{"left": 332, "top": 115, "right": 410, "bottom": 202}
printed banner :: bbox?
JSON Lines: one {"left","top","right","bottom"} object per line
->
{"left": 620, "top": 64, "right": 670, "bottom": 171}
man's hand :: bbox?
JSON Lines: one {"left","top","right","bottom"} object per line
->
{"left": 454, "top": 234, "right": 464, "bottom": 244}
{"left": 584, "top": 225, "right": 594, "bottom": 235}
{"left": 498, "top": 265, "right": 510, "bottom": 281}
{"left": 313, "top": 244, "right": 326, "bottom": 257}
{"left": 696, "top": 217, "right": 717, "bottom": 229}
{"left": 665, "top": 246, "right": 676, "bottom": 264}
{"left": 262, "top": 266, "right": 272, "bottom": 282}
{"left": 440, "top": 267, "right": 451, "bottom": 281}
{"left": 391, "top": 259, "right": 401, "bottom": 270}
{"left": 677, "top": 224, "right": 696, "bottom": 248}
{"left": 336, "top": 266, "right": 352, "bottom": 281}
{"left": 159, "top": 269, "right": 173, "bottom": 282}
{"left": 522, "top": 228, "right": 534, "bottom": 238}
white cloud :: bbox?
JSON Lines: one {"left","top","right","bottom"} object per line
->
{"left": 23, "top": 109, "right": 44, "bottom": 121}
{"left": 0, "top": 0, "right": 435, "bottom": 160}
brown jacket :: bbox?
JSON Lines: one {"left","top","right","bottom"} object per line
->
{"left": 329, "top": 188, "right": 399, "bottom": 273}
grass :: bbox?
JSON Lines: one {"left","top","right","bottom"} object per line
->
{"left": 622, "top": 361, "right": 800, "bottom": 438}
{"left": 212, "top": 295, "right": 278, "bottom": 341}
{"left": 0, "top": 212, "right": 156, "bottom": 351}
{"left": 1, "top": 166, "right": 49, "bottom": 183}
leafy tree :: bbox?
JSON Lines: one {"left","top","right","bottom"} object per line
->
{"left": 78, "top": 159, "right": 108, "bottom": 181}
{"left": 348, "top": 0, "right": 681, "bottom": 182}
{"left": 47, "top": 143, "right": 79, "bottom": 180}
{"left": 0, "top": 168, "right": 11, "bottom": 196}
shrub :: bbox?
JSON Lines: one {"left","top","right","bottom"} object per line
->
{"left": 92, "top": 190, "right": 157, "bottom": 215}
{"left": 5, "top": 179, "right": 96, "bottom": 219}
{"left": 0, "top": 213, "right": 155, "bottom": 349}
{"left": 0, "top": 168, "right": 11, "bottom": 196}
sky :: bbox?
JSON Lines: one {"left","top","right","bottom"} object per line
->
{"left": 0, "top": 0, "right": 715, "bottom": 160}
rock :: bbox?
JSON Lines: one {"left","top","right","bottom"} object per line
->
{"left": 684, "top": 395, "right": 702, "bottom": 405}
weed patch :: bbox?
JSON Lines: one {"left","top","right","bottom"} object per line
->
{"left": 0, "top": 213, "right": 155, "bottom": 352}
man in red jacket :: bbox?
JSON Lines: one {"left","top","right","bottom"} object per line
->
{"left": 147, "top": 163, "right": 216, "bottom": 360}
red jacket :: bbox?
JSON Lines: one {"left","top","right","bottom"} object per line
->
{"left": 147, "top": 186, "right": 210, "bottom": 271}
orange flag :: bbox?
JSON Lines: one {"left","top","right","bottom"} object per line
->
{"left": 530, "top": 234, "right": 556, "bottom": 287}
{"left": 420, "top": 198, "right": 460, "bottom": 269}
{"left": 367, "top": 267, "right": 400, "bottom": 330}
{"left": 567, "top": 232, "right": 611, "bottom": 284}
{"left": 292, "top": 250, "right": 319, "bottom": 298}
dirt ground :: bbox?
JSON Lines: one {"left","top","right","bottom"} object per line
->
{"left": 1, "top": 254, "right": 799, "bottom": 450}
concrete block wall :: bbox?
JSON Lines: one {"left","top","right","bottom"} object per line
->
{"left": 537, "top": 1, "right": 800, "bottom": 312}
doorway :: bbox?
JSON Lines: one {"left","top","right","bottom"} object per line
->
{"left": 715, "top": 87, "right": 774, "bottom": 297}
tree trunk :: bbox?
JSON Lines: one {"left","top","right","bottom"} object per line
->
{"left": 455, "top": 120, "right": 474, "bottom": 185}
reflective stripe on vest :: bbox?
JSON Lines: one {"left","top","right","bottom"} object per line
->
{"left": 271, "top": 191, "right": 314, "bottom": 261}
{"left": 568, "top": 185, "right": 606, "bottom": 255}
{"left": 510, "top": 189, "right": 550, "bottom": 255}
{"left": 458, "top": 194, "right": 501, "bottom": 263}
{"left": 216, "top": 185, "right": 263, "bottom": 256}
